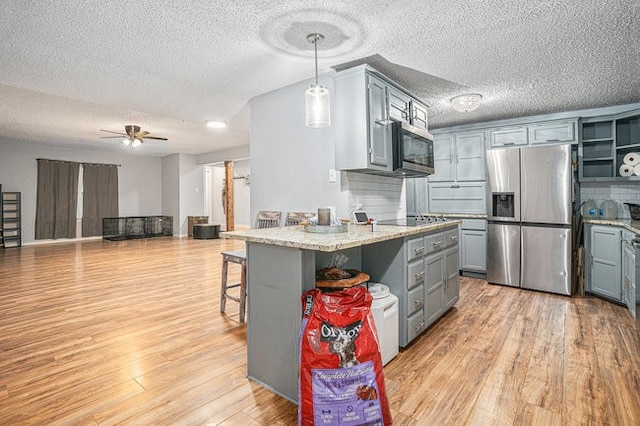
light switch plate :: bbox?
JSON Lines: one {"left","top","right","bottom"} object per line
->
{"left": 328, "top": 168, "right": 337, "bottom": 182}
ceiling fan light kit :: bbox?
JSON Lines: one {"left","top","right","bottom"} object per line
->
{"left": 450, "top": 93, "right": 483, "bottom": 112}
{"left": 100, "top": 125, "right": 168, "bottom": 148}
{"left": 305, "top": 33, "right": 330, "bottom": 128}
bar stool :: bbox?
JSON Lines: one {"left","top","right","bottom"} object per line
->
{"left": 220, "top": 249, "right": 248, "bottom": 323}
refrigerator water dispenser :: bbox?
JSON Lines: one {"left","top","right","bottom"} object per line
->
{"left": 492, "top": 192, "right": 515, "bottom": 218}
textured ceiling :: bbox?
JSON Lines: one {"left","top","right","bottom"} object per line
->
{"left": 1, "top": 0, "right": 638, "bottom": 157}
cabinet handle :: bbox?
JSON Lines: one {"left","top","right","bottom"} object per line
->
{"left": 375, "top": 119, "right": 392, "bottom": 126}
{"left": 415, "top": 271, "right": 425, "bottom": 280}
{"left": 434, "top": 241, "right": 442, "bottom": 247}
{"left": 415, "top": 246, "right": 425, "bottom": 254}
{"left": 451, "top": 235, "right": 458, "bottom": 242}
{"left": 416, "top": 322, "right": 425, "bottom": 332}
{"left": 415, "top": 298, "right": 424, "bottom": 308}
{"left": 451, "top": 184, "right": 460, "bottom": 188}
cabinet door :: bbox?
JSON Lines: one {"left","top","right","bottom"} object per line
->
{"left": 388, "top": 87, "right": 411, "bottom": 122}
{"left": 589, "top": 225, "right": 622, "bottom": 301}
{"left": 455, "top": 131, "right": 486, "bottom": 181}
{"left": 489, "top": 126, "right": 528, "bottom": 147}
{"left": 461, "top": 229, "right": 486, "bottom": 272}
{"left": 367, "top": 75, "right": 392, "bottom": 168}
{"left": 444, "top": 246, "right": 460, "bottom": 308}
{"left": 411, "top": 101, "right": 428, "bottom": 130}
{"left": 429, "top": 134, "right": 455, "bottom": 182}
{"left": 623, "top": 240, "right": 636, "bottom": 319}
{"left": 425, "top": 253, "right": 444, "bottom": 326}
{"left": 529, "top": 120, "right": 576, "bottom": 144}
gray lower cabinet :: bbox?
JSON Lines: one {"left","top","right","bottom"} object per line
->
{"left": 622, "top": 231, "right": 637, "bottom": 320}
{"left": 460, "top": 219, "right": 487, "bottom": 275}
{"left": 586, "top": 224, "right": 622, "bottom": 301}
{"left": 362, "top": 225, "right": 460, "bottom": 347}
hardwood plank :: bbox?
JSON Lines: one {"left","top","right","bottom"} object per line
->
{"left": 1, "top": 239, "right": 639, "bottom": 424}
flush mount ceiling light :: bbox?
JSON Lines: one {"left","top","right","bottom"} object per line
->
{"left": 450, "top": 93, "right": 483, "bottom": 112}
{"left": 206, "top": 120, "right": 227, "bottom": 129}
{"left": 305, "top": 33, "right": 330, "bottom": 128}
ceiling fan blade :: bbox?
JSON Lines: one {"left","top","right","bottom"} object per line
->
{"left": 100, "top": 129, "right": 127, "bottom": 136}
{"left": 143, "top": 136, "right": 168, "bottom": 141}
{"left": 134, "top": 131, "right": 149, "bottom": 138}
{"left": 100, "top": 136, "right": 127, "bottom": 139}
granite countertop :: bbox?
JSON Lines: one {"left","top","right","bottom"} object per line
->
{"left": 222, "top": 221, "right": 461, "bottom": 252}
{"left": 583, "top": 218, "right": 640, "bottom": 234}
{"left": 439, "top": 213, "right": 487, "bottom": 219}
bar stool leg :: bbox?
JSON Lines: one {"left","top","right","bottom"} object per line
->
{"left": 239, "top": 260, "right": 247, "bottom": 323}
{"left": 220, "top": 256, "right": 229, "bottom": 313}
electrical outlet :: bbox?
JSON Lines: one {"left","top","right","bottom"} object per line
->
{"left": 328, "top": 168, "right": 337, "bottom": 182}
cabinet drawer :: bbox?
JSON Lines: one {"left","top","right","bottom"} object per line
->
{"left": 425, "top": 232, "right": 445, "bottom": 254}
{"left": 407, "top": 259, "right": 425, "bottom": 289}
{"left": 461, "top": 219, "right": 486, "bottom": 231}
{"left": 444, "top": 229, "right": 459, "bottom": 248}
{"left": 406, "top": 236, "right": 425, "bottom": 261}
{"left": 407, "top": 285, "right": 424, "bottom": 316}
{"left": 407, "top": 309, "right": 425, "bottom": 342}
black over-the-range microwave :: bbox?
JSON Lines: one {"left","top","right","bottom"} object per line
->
{"left": 391, "top": 120, "right": 435, "bottom": 177}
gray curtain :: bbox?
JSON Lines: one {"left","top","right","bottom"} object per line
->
{"left": 35, "top": 159, "right": 80, "bottom": 239}
{"left": 82, "top": 163, "right": 119, "bottom": 237}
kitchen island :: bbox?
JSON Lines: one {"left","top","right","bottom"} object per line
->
{"left": 223, "top": 221, "right": 461, "bottom": 403}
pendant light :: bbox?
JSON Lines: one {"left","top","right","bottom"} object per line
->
{"left": 305, "top": 33, "right": 330, "bottom": 128}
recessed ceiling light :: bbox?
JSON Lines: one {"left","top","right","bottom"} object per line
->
{"left": 206, "top": 120, "right": 227, "bottom": 129}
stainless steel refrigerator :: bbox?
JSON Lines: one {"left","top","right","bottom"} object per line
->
{"left": 486, "top": 144, "right": 572, "bottom": 295}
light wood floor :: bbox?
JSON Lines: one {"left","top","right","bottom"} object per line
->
{"left": 1, "top": 237, "right": 639, "bottom": 425}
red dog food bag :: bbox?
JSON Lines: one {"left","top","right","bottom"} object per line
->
{"left": 298, "top": 287, "right": 392, "bottom": 426}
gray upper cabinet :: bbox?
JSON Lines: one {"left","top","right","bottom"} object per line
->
{"left": 334, "top": 65, "right": 430, "bottom": 174}
{"left": 412, "top": 101, "right": 429, "bottom": 130}
{"left": 529, "top": 120, "right": 576, "bottom": 144}
{"left": 429, "top": 131, "right": 486, "bottom": 182}
{"left": 368, "top": 75, "right": 393, "bottom": 168}
{"left": 489, "top": 119, "right": 577, "bottom": 148}
{"left": 388, "top": 86, "right": 411, "bottom": 123}
{"left": 489, "top": 126, "right": 528, "bottom": 148}
{"left": 334, "top": 69, "right": 392, "bottom": 173}
{"left": 579, "top": 109, "right": 640, "bottom": 181}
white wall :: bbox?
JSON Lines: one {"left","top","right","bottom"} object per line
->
{"left": 161, "top": 154, "right": 180, "bottom": 235}
{"left": 0, "top": 138, "right": 162, "bottom": 244}
{"left": 205, "top": 160, "right": 251, "bottom": 229}
{"left": 250, "top": 76, "right": 350, "bottom": 222}
{"left": 581, "top": 182, "right": 640, "bottom": 220}
{"left": 178, "top": 154, "right": 205, "bottom": 235}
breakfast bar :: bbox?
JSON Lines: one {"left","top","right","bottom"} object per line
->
{"left": 223, "top": 221, "right": 461, "bottom": 403}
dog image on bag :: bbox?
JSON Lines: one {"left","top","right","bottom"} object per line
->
{"left": 328, "top": 328, "right": 359, "bottom": 368}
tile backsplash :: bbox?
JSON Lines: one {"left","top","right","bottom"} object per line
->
{"left": 581, "top": 182, "right": 640, "bottom": 219}
{"left": 346, "top": 172, "right": 405, "bottom": 220}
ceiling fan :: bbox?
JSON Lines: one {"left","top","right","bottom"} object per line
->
{"left": 100, "top": 125, "right": 168, "bottom": 147}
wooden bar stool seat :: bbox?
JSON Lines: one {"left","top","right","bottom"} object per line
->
{"left": 220, "top": 249, "right": 248, "bottom": 323}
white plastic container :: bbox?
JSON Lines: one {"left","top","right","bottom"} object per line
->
{"left": 368, "top": 283, "right": 399, "bottom": 366}
{"left": 582, "top": 200, "right": 598, "bottom": 218}
{"left": 599, "top": 200, "right": 618, "bottom": 219}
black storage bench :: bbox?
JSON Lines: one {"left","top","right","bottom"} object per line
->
{"left": 193, "top": 223, "right": 220, "bottom": 239}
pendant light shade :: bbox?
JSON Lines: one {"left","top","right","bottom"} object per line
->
{"left": 305, "top": 33, "right": 330, "bottom": 128}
